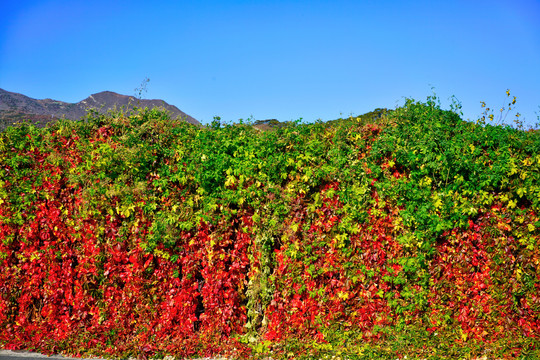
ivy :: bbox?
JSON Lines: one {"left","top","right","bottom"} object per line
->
{"left": 1, "top": 100, "right": 539, "bottom": 359}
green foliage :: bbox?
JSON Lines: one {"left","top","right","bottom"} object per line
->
{"left": 1, "top": 97, "right": 539, "bottom": 359}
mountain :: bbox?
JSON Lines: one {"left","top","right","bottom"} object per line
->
{"left": 0, "top": 88, "right": 200, "bottom": 131}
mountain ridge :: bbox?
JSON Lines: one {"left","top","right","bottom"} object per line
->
{"left": 0, "top": 88, "right": 200, "bottom": 130}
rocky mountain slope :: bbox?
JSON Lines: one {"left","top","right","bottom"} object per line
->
{"left": 0, "top": 88, "right": 200, "bottom": 130}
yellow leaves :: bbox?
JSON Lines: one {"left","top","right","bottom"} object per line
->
{"left": 116, "top": 203, "right": 136, "bottom": 218}
{"left": 335, "top": 233, "right": 348, "bottom": 249}
{"left": 392, "top": 216, "right": 404, "bottom": 232}
{"left": 516, "top": 268, "right": 522, "bottom": 281}
{"left": 522, "top": 157, "right": 534, "bottom": 167}
{"left": 528, "top": 223, "right": 535, "bottom": 232}
{"left": 397, "top": 233, "right": 423, "bottom": 249}
{"left": 419, "top": 176, "right": 432, "bottom": 187}
{"left": 253, "top": 341, "right": 273, "bottom": 354}
{"left": 179, "top": 175, "right": 188, "bottom": 185}
{"left": 508, "top": 167, "right": 517, "bottom": 176}
{"left": 29, "top": 252, "right": 40, "bottom": 262}
{"left": 310, "top": 342, "right": 333, "bottom": 352}
{"left": 153, "top": 248, "right": 170, "bottom": 260}
{"left": 508, "top": 199, "right": 517, "bottom": 209}
{"left": 432, "top": 193, "right": 443, "bottom": 209}
{"left": 479, "top": 190, "right": 494, "bottom": 206}
{"left": 116, "top": 205, "right": 128, "bottom": 217}
{"left": 337, "top": 291, "right": 349, "bottom": 300}
{"left": 225, "top": 173, "right": 236, "bottom": 187}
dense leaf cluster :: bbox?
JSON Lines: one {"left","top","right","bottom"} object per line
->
{"left": 1, "top": 100, "right": 539, "bottom": 359}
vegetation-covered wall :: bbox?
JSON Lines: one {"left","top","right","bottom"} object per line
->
{"left": 1, "top": 98, "right": 539, "bottom": 359}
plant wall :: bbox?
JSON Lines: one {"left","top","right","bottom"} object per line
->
{"left": 1, "top": 98, "right": 539, "bottom": 359}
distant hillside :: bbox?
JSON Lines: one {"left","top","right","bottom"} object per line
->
{"left": 251, "top": 108, "right": 391, "bottom": 131}
{"left": 325, "top": 107, "right": 391, "bottom": 126}
{"left": 0, "top": 88, "right": 200, "bottom": 130}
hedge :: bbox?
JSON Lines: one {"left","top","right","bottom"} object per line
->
{"left": 1, "top": 98, "right": 539, "bottom": 359}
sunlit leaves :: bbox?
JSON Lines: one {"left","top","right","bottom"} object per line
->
{"left": 1, "top": 100, "right": 540, "bottom": 359}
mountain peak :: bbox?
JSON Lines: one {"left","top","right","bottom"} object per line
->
{"left": 0, "top": 88, "right": 200, "bottom": 130}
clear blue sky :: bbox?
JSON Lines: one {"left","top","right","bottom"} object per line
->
{"left": 1, "top": 0, "right": 539, "bottom": 126}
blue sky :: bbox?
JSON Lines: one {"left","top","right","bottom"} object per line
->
{"left": 1, "top": 0, "right": 539, "bottom": 126}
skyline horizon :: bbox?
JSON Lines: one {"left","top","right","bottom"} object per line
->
{"left": 1, "top": 84, "right": 537, "bottom": 128}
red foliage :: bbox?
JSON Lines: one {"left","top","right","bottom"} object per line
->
{"left": 428, "top": 210, "right": 540, "bottom": 343}
{"left": 264, "top": 182, "right": 403, "bottom": 344}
